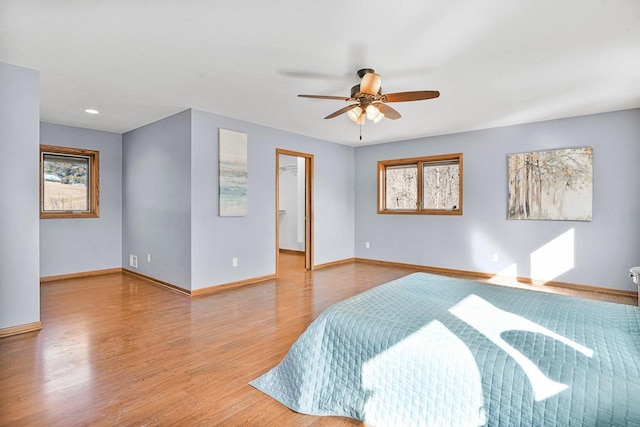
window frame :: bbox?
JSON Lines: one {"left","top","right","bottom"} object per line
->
{"left": 377, "top": 152, "right": 463, "bottom": 215}
{"left": 40, "top": 144, "right": 100, "bottom": 219}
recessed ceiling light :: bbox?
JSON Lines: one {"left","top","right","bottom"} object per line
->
{"left": 85, "top": 109, "right": 99, "bottom": 114}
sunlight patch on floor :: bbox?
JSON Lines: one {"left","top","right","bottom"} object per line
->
{"left": 487, "top": 263, "right": 519, "bottom": 285}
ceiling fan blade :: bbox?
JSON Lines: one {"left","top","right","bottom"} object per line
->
{"left": 384, "top": 90, "right": 440, "bottom": 102}
{"left": 298, "top": 94, "right": 351, "bottom": 101}
{"left": 360, "top": 72, "right": 381, "bottom": 95}
{"left": 375, "top": 103, "right": 401, "bottom": 120}
{"left": 324, "top": 104, "right": 359, "bottom": 119}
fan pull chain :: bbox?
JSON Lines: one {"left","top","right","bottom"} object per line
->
{"left": 359, "top": 124, "right": 362, "bottom": 141}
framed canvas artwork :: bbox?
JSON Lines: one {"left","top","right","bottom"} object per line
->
{"left": 219, "top": 128, "right": 248, "bottom": 217}
{"left": 508, "top": 147, "right": 592, "bottom": 221}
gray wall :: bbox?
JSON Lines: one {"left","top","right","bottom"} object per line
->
{"left": 0, "top": 62, "right": 40, "bottom": 329}
{"left": 40, "top": 123, "right": 122, "bottom": 277}
{"left": 122, "top": 110, "right": 192, "bottom": 290}
{"left": 355, "top": 109, "right": 640, "bottom": 292}
{"left": 190, "top": 109, "right": 355, "bottom": 290}
{"left": 121, "top": 108, "right": 354, "bottom": 291}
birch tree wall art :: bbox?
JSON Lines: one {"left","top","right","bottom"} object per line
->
{"left": 508, "top": 147, "right": 592, "bottom": 221}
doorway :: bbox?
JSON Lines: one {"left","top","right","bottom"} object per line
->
{"left": 276, "top": 149, "right": 313, "bottom": 275}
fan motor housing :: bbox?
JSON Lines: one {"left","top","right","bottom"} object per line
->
{"left": 356, "top": 68, "right": 375, "bottom": 78}
{"left": 351, "top": 84, "right": 381, "bottom": 98}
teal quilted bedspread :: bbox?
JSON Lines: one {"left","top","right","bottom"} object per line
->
{"left": 250, "top": 273, "right": 640, "bottom": 426}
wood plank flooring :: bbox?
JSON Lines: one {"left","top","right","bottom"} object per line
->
{"left": 0, "top": 254, "right": 635, "bottom": 426}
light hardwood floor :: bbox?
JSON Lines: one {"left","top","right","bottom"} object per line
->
{"left": 0, "top": 254, "right": 635, "bottom": 426}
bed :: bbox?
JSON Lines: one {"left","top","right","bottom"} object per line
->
{"left": 250, "top": 272, "right": 640, "bottom": 426}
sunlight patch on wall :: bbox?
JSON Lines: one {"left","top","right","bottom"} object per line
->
{"left": 469, "top": 227, "right": 508, "bottom": 271}
{"left": 530, "top": 228, "right": 575, "bottom": 283}
{"left": 487, "top": 263, "right": 518, "bottom": 285}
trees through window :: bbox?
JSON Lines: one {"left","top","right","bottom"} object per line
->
{"left": 378, "top": 153, "right": 462, "bottom": 215}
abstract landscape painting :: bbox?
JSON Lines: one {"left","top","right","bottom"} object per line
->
{"left": 219, "top": 128, "right": 248, "bottom": 216}
{"left": 508, "top": 147, "right": 593, "bottom": 221}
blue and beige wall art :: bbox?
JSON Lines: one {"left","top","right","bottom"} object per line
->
{"left": 219, "top": 128, "right": 248, "bottom": 217}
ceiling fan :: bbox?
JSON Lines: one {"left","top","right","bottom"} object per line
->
{"left": 298, "top": 68, "right": 440, "bottom": 125}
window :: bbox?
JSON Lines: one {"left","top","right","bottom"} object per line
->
{"left": 40, "top": 145, "right": 99, "bottom": 218}
{"left": 378, "top": 153, "right": 462, "bottom": 215}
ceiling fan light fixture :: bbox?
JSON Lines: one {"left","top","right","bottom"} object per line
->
{"left": 360, "top": 72, "right": 381, "bottom": 95}
{"left": 347, "top": 106, "right": 363, "bottom": 122}
{"left": 298, "top": 68, "right": 439, "bottom": 127}
{"left": 366, "top": 104, "right": 381, "bottom": 120}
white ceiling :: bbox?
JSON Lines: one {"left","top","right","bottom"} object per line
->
{"left": 1, "top": 0, "right": 639, "bottom": 146}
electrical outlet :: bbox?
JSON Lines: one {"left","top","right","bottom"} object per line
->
{"left": 232, "top": 257, "right": 238, "bottom": 267}
{"left": 147, "top": 254, "right": 151, "bottom": 263}
{"left": 491, "top": 252, "right": 499, "bottom": 262}
{"left": 129, "top": 254, "right": 138, "bottom": 268}
{"left": 365, "top": 241, "right": 370, "bottom": 249}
